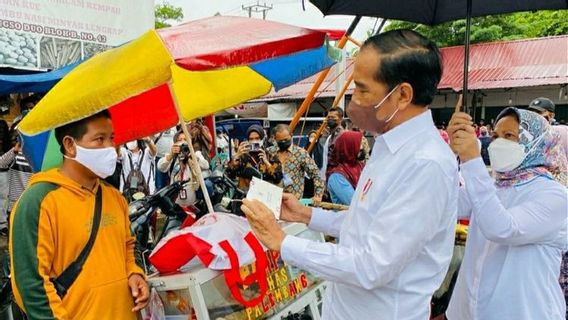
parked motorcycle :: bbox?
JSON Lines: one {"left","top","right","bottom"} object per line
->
{"left": 129, "top": 170, "right": 247, "bottom": 273}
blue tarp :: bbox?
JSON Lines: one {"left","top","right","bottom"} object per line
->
{"left": 0, "top": 61, "right": 81, "bottom": 94}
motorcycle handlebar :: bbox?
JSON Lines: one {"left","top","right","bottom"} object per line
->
{"left": 129, "top": 179, "right": 191, "bottom": 220}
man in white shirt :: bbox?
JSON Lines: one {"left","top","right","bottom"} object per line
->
{"left": 318, "top": 108, "right": 345, "bottom": 182}
{"left": 241, "top": 29, "right": 459, "bottom": 320}
{"left": 154, "top": 127, "right": 177, "bottom": 190}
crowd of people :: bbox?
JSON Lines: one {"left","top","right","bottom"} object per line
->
{"left": 0, "top": 28, "right": 566, "bottom": 320}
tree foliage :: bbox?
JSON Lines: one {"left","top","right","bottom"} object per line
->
{"left": 384, "top": 11, "right": 568, "bottom": 47}
{"left": 155, "top": 2, "right": 184, "bottom": 29}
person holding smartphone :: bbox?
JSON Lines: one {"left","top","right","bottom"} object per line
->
{"left": 225, "top": 124, "right": 283, "bottom": 193}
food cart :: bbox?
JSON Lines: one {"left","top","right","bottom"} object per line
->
{"left": 147, "top": 222, "right": 326, "bottom": 320}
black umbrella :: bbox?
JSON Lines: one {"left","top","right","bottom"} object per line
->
{"left": 308, "top": 0, "right": 568, "bottom": 113}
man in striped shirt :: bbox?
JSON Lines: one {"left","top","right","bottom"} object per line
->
{"left": 0, "top": 141, "right": 33, "bottom": 234}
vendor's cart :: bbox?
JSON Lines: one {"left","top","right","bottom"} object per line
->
{"left": 147, "top": 222, "right": 326, "bottom": 320}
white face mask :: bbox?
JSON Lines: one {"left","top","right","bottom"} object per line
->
{"left": 126, "top": 141, "right": 138, "bottom": 150}
{"left": 65, "top": 142, "right": 117, "bottom": 178}
{"left": 488, "top": 138, "right": 526, "bottom": 172}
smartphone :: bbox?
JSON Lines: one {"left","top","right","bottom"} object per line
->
{"left": 249, "top": 142, "right": 261, "bottom": 152}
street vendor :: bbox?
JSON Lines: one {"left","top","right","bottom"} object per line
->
{"left": 10, "top": 111, "right": 148, "bottom": 319}
{"left": 242, "top": 29, "right": 459, "bottom": 320}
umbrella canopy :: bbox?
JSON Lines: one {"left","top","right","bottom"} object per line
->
{"left": 308, "top": 0, "right": 567, "bottom": 25}
{"left": 18, "top": 16, "right": 336, "bottom": 172}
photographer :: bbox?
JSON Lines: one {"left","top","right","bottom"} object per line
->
{"left": 187, "top": 119, "right": 213, "bottom": 161}
{"left": 158, "top": 131, "right": 210, "bottom": 206}
{"left": 226, "top": 125, "right": 283, "bottom": 192}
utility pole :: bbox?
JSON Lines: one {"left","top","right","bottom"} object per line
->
{"left": 242, "top": 2, "right": 273, "bottom": 19}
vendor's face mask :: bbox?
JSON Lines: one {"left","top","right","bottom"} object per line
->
{"left": 65, "top": 141, "right": 117, "bottom": 178}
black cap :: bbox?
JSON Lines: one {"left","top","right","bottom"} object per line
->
{"left": 528, "top": 97, "right": 555, "bottom": 113}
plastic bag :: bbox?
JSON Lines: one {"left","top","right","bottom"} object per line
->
{"left": 150, "top": 213, "right": 265, "bottom": 272}
{"left": 142, "top": 288, "right": 166, "bottom": 320}
{"left": 149, "top": 213, "right": 269, "bottom": 308}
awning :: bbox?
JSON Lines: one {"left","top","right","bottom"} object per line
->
{"left": 439, "top": 35, "right": 568, "bottom": 90}
{"left": 0, "top": 61, "right": 81, "bottom": 94}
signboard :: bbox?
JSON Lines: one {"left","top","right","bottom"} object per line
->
{"left": 0, "top": 0, "right": 154, "bottom": 70}
{"left": 239, "top": 251, "right": 312, "bottom": 320}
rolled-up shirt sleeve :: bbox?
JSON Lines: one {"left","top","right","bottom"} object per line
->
{"left": 157, "top": 156, "right": 172, "bottom": 173}
{"left": 281, "top": 160, "right": 454, "bottom": 290}
{"left": 461, "top": 157, "right": 568, "bottom": 246}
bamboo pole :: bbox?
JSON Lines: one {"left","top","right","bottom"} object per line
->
{"left": 304, "top": 19, "right": 388, "bottom": 154}
{"left": 167, "top": 82, "right": 215, "bottom": 214}
{"left": 307, "top": 73, "right": 355, "bottom": 154}
{"left": 288, "top": 16, "right": 361, "bottom": 132}
{"left": 332, "top": 73, "right": 354, "bottom": 108}
{"left": 347, "top": 36, "right": 362, "bottom": 48}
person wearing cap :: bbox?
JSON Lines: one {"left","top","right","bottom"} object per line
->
{"left": 526, "top": 98, "right": 568, "bottom": 176}
{"left": 528, "top": 97, "right": 568, "bottom": 318}
{"left": 528, "top": 97, "right": 556, "bottom": 123}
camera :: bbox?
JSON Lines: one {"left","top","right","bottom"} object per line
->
{"left": 179, "top": 143, "right": 190, "bottom": 154}
{"left": 178, "top": 143, "right": 191, "bottom": 161}
{"left": 249, "top": 142, "right": 262, "bottom": 152}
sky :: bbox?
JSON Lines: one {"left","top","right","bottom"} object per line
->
{"left": 166, "top": 0, "right": 380, "bottom": 49}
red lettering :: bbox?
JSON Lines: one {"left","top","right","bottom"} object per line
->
{"left": 300, "top": 273, "right": 308, "bottom": 288}
{"left": 288, "top": 282, "right": 297, "bottom": 296}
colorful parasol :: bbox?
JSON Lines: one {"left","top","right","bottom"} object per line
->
{"left": 18, "top": 16, "right": 337, "bottom": 172}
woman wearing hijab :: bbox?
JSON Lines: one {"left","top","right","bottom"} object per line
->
{"left": 326, "top": 131, "right": 365, "bottom": 205}
{"left": 226, "top": 124, "right": 283, "bottom": 191}
{"left": 446, "top": 107, "right": 567, "bottom": 320}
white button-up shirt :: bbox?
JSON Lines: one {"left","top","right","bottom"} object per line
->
{"left": 281, "top": 110, "right": 459, "bottom": 320}
{"left": 447, "top": 158, "right": 568, "bottom": 320}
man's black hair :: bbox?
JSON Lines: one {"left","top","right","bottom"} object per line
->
{"left": 326, "top": 108, "right": 344, "bottom": 118}
{"left": 55, "top": 110, "right": 111, "bottom": 154}
{"left": 362, "top": 29, "right": 443, "bottom": 106}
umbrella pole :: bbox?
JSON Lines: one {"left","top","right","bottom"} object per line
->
{"left": 167, "top": 82, "right": 215, "bottom": 214}
{"left": 462, "top": 0, "right": 473, "bottom": 116}
{"left": 289, "top": 16, "right": 361, "bottom": 132}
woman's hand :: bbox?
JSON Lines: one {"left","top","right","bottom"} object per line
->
{"left": 235, "top": 141, "right": 249, "bottom": 159}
